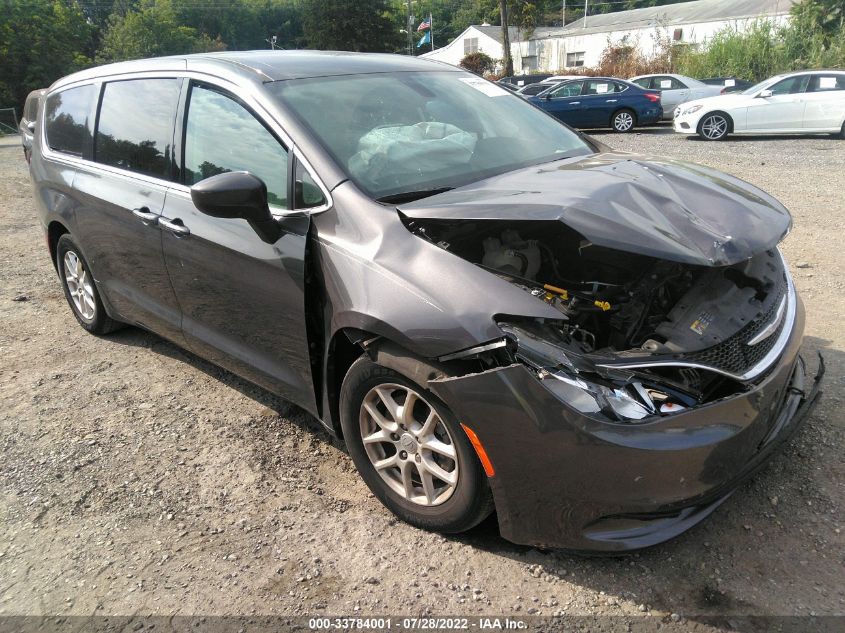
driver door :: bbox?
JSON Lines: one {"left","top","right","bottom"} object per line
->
{"left": 541, "top": 81, "right": 586, "bottom": 127}
{"left": 160, "top": 81, "right": 323, "bottom": 411}
{"left": 747, "top": 74, "right": 810, "bottom": 131}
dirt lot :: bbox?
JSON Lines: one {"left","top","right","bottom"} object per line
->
{"left": 1, "top": 128, "right": 843, "bottom": 626}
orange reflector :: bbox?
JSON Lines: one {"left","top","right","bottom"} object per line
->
{"left": 460, "top": 423, "right": 495, "bottom": 477}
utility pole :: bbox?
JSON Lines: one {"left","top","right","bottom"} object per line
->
{"left": 407, "top": 0, "right": 413, "bottom": 55}
{"left": 499, "top": 0, "right": 514, "bottom": 77}
{"left": 562, "top": 0, "right": 566, "bottom": 27}
{"left": 584, "top": 0, "right": 589, "bottom": 28}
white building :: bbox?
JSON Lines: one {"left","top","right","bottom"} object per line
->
{"left": 420, "top": 25, "right": 522, "bottom": 70}
{"left": 422, "top": 0, "right": 797, "bottom": 73}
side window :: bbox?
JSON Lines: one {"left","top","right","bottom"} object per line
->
{"left": 294, "top": 161, "right": 326, "bottom": 209}
{"left": 671, "top": 77, "right": 689, "bottom": 90}
{"left": 96, "top": 79, "right": 180, "bottom": 179}
{"left": 632, "top": 78, "right": 651, "bottom": 89}
{"left": 44, "top": 84, "right": 96, "bottom": 157}
{"left": 184, "top": 84, "right": 289, "bottom": 208}
{"left": 551, "top": 81, "right": 582, "bottom": 98}
{"left": 584, "top": 80, "right": 614, "bottom": 95}
{"left": 769, "top": 75, "right": 811, "bottom": 96}
{"left": 810, "top": 75, "right": 845, "bottom": 92}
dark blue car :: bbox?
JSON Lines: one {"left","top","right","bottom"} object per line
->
{"left": 528, "top": 77, "right": 663, "bottom": 132}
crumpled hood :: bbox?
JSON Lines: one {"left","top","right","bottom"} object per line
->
{"left": 398, "top": 152, "right": 791, "bottom": 266}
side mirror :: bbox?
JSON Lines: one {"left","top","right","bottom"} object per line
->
{"left": 26, "top": 121, "right": 35, "bottom": 133}
{"left": 190, "top": 171, "right": 282, "bottom": 243}
{"left": 758, "top": 89, "right": 773, "bottom": 98}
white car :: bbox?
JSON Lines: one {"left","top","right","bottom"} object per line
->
{"left": 674, "top": 70, "right": 845, "bottom": 140}
{"left": 630, "top": 73, "right": 722, "bottom": 119}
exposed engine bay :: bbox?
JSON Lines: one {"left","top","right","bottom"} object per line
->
{"left": 405, "top": 218, "right": 790, "bottom": 419}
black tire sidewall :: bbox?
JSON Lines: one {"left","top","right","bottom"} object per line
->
{"left": 56, "top": 234, "right": 108, "bottom": 334}
{"left": 339, "top": 356, "right": 491, "bottom": 533}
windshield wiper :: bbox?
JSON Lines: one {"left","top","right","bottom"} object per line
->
{"left": 376, "top": 187, "right": 454, "bottom": 204}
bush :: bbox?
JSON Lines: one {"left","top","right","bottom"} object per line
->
{"left": 459, "top": 52, "right": 497, "bottom": 76}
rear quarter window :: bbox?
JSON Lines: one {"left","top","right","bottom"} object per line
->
{"left": 44, "top": 85, "right": 97, "bottom": 157}
{"left": 95, "top": 78, "right": 181, "bottom": 180}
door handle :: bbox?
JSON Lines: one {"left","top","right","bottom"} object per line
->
{"left": 605, "top": 99, "right": 618, "bottom": 103}
{"left": 159, "top": 217, "right": 190, "bottom": 237}
{"left": 570, "top": 101, "right": 580, "bottom": 105}
{"left": 132, "top": 206, "right": 159, "bottom": 223}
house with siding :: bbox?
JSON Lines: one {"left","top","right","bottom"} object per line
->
{"left": 422, "top": 0, "right": 797, "bottom": 73}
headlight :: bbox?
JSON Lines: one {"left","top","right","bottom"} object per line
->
{"left": 499, "top": 323, "right": 674, "bottom": 423}
{"left": 681, "top": 104, "right": 703, "bottom": 116}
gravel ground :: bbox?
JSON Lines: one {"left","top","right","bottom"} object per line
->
{"left": 0, "top": 127, "right": 843, "bottom": 626}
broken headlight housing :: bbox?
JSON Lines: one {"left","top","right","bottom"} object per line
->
{"left": 499, "top": 322, "right": 680, "bottom": 423}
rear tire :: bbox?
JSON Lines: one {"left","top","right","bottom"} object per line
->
{"left": 698, "top": 112, "right": 730, "bottom": 140}
{"left": 837, "top": 121, "right": 845, "bottom": 139}
{"left": 56, "top": 234, "right": 123, "bottom": 335}
{"left": 611, "top": 109, "right": 636, "bottom": 133}
{"left": 340, "top": 356, "right": 494, "bottom": 534}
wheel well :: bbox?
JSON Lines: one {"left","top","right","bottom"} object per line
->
{"left": 47, "top": 221, "right": 69, "bottom": 270}
{"left": 325, "top": 330, "right": 367, "bottom": 437}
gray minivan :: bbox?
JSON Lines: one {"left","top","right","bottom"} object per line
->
{"left": 28, "top": 51, "right": 821, "bottom": 552}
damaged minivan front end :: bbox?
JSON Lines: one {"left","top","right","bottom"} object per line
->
{"left": 398, "top": 153, "right": 823, "bottom": 551}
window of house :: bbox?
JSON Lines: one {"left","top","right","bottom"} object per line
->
{"left": 184, "top": 84, "right": 289, "bottom": 208}
{"left": 565, "top": 52, "right": 585, "bottom": 67}
{"left": 95, "top": 79, "right": 180, "bottom": 179}
{"left": 44, "top": 84, "right": 97, "bottom": 157}
{"left": 464, "top": 37, "right": 479, "bottom": 55}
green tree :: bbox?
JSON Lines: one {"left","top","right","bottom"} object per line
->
{"left": 301, "top": 0, "right": 401, "bottom": 52}
{"left": 0, "top": 0, "right": 93, "bottom": 110}
{"left": 97, "top": 0, "right": 224, "bottom": 63}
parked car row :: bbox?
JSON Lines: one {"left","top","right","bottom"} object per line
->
{"left": 499, "top": 69, "right": 845, "bottom": 138}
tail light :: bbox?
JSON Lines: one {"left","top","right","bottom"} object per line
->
{"left": 644, "top": 92, "right": 660, "bottom": 103}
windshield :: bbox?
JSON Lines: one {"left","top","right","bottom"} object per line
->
{"left": 742, "top": 76, "right": 782, "bottom": 95}
{"left": 270, "top": 71, "right": 593, "bottom": 200}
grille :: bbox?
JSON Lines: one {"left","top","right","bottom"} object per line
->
{"left": 682, "top": 279, "right": 788, "bottom": 376}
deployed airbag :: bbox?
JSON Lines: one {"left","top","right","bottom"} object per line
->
{"left": 349, "top": 122, "right": 477, "bottom": 187}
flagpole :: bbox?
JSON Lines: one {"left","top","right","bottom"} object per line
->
{"left": 430, "top": 12, "right": 434, "bottom": 51}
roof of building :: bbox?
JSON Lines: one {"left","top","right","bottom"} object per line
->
{"left": 471, "top": 25, "right": 523, "bottom": 44}
{"left": 572, "top": 0, "right": 798, "bottom": 32}
{"left": 534, "top": 0, "right": 797, "bottom": 38}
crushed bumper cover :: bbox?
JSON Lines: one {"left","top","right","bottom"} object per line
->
{"left": 430, "top": 300, "right": 823, "bottom": 552}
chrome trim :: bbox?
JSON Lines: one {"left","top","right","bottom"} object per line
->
{"left": 438, "top": 339, "right": 508, "bottom": 362}
{"left": 597, "top": 275, "right": 797, "bottom": 383}
{"left": 747, "top": 292, "right": 787, "bottom": 346}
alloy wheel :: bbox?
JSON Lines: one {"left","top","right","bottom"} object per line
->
{"left": 701, "top": 114, "right": 728, "bottom": 140}
{"left": 359, "top": 383, "right": 459, "bottom": 506}
{"left": 614, "top": 111, "right": 634, "bottom": 132}
{"left": 63, "top": 250, "right": 96, "bottom": 321}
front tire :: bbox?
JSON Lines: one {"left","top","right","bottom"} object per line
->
{"left": 698, "top": 112, "right": 730, "bottom": 140}
{"left": 611, "top": 109, "right": 636, "bottom": 133}
{"left": 56, "top": 234, "right": 123, "bottom": 335}
{"left": 340, "top": 356, "right": 493, "bottom": 533}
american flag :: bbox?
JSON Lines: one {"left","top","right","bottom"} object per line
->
{"left": 417, "top": 17, "right": 431, "bottom": 32}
